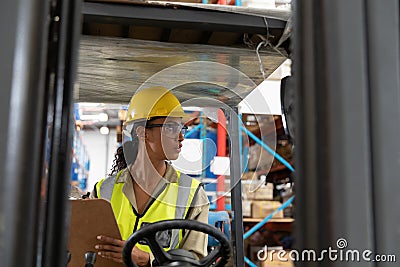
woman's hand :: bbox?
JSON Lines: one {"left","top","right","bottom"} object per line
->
{"left": 95, "top": 235, "right": 150, "bottom": 266}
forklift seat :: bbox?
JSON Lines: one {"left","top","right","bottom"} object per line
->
{"left": 207, "top": 211, "right": 231, "bottom": 248}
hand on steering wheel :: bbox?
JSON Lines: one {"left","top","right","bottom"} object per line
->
{"left": 122, "top": 219, "right": 231, "bottom": 267}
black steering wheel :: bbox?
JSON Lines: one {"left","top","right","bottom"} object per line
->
{"left": 122, "top": 219, "right": 231, "bottom": 267}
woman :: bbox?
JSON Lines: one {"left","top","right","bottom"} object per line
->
{"left": 92, "top": 87, "right": 209, "bottom": 266}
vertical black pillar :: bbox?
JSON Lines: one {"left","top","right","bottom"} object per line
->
{"left": 41, "top": 1, "right": 82, "bottom": 267}
{"left": 229, "top": 107, "right": 245, "bottom": 267}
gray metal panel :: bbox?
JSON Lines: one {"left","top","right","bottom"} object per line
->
{"left": 228, "top": 108, "right": 244, "bottom": 267}
{"left": 323, "top": 1, "right": 375, "bottom": 260}
{"left": 0, "top": 1, "right": 17, "bottom": 177}
{"left": 293, "top": 0, "right": 386, "bottom": 266}
{"left": 365, "top": 0, "right": 400, "bottom": 261}
{"left": 0, "top": 0, "right": 18, "bottom": 262}
{"left": 0, "top": 1, "right": 50, "bottom": 266}
{"left": 82, "top": 1, "right": 286, "bottom": 34}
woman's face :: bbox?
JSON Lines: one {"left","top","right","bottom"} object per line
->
{"left": 144, "top": 117, "right": 185, "bottom": 161}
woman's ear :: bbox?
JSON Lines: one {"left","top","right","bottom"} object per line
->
{"left": 136, "top": 126, "right": 146, "bottom": 140}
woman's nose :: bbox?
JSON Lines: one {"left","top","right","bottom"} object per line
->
{"left": 178, "top": 131, "right": 184, "bottom": 141}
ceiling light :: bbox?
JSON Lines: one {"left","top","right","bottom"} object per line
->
{"left": 100, "top": 126, "right": 109, "bottom": 135}
{"left": 98, "top": 112, "right": 109, "bottom": 122}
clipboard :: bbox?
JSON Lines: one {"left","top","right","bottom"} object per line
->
{"left": 68, "top": 199, "right": 124, "bottom": 267}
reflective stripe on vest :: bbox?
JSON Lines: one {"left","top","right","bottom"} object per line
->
{"left": 96, "top": 169, "right": 201, "bottom": 253}
{"left": 170, "top": 172, "right": 193, "bottom": 249}
{"left": 96, "top": 174, "right": 116, "bottom": 200}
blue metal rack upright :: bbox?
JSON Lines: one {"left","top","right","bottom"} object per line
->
{"left": 72, "top": 109, "right": 90, "bottom": 191}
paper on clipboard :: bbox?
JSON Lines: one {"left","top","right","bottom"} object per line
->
{"left": 68, "top": 199, "right": 124, "bottom": 267}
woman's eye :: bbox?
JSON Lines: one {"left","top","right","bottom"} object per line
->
{"left": 166, "top": 126, "right": 174, "bottom": 133}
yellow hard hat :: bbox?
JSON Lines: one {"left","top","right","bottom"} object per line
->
{"left": 125, "top": 87, "right": 188, "bottom": 124}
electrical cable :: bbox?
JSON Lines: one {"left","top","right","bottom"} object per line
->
{"left": 256, "top": 40, "right": 268, "bottom": 80}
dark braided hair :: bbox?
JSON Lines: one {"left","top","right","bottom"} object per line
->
{"left": 109, "top": 117, "right": 166, "bottom": 176}
{"left": 109, "top": 146, "right": 126, "bottom": 175}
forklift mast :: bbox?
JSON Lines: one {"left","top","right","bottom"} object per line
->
{"left": 0, "top": 0, "right": 82, "bottom": 266}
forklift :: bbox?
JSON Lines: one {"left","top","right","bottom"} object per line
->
{"left": 1, "top": 1, "right": 399, "bottom": 267}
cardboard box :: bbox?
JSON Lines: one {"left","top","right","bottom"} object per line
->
{"left": 242, "top": 183, "right": 254, "bottom": 199}
{"left": 85, "top": 23, "right": 124, "bottom": 37}
{"left": 253, "top": 183, "right": 274, "bottom": 200}
{"left": 242, "top": 171, "right": 257, "bottom": 180}
{"left": 251, "top": 201, "right": 284, "bottom": 219}
{"left": 243, "top": 183, "right": 274, "bottom": 200}
{"left": 242, "top": 199, "right": 252, "bottom": 217}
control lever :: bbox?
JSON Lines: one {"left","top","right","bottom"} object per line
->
{"left": 84, "top": 251, "right": 96, "bottom": 267}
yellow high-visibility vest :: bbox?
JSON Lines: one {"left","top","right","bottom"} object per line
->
{"left": 95, "top": 169, "right": 201, "bottom": 253}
